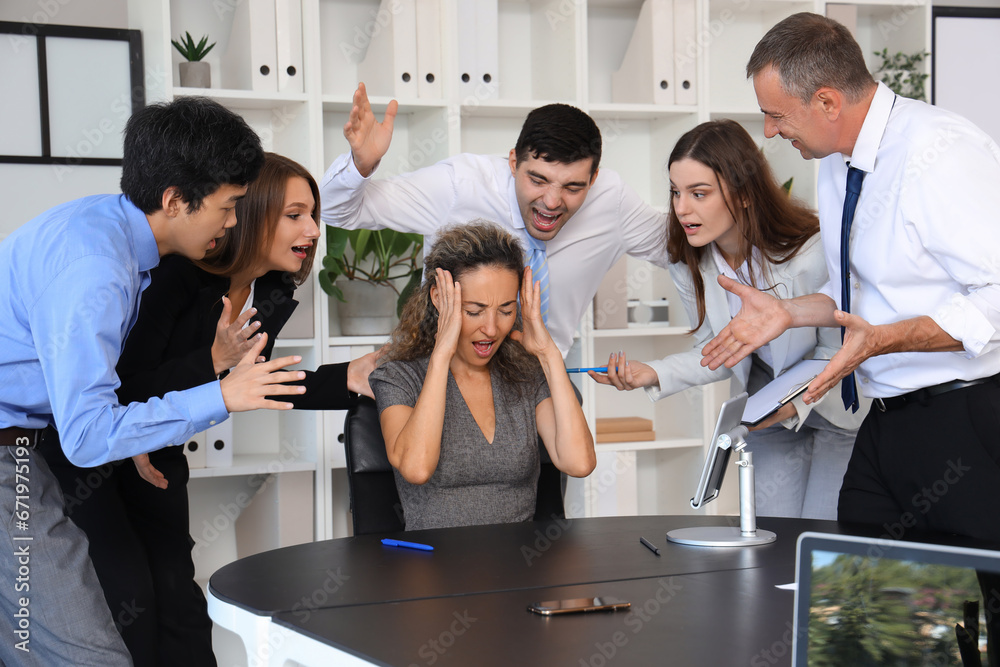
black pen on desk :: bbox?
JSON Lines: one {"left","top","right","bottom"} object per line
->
{"left": 639, "top": 536, "right": 660, "bottom": 556}
{"left": 566, "top": 367, "right": 609, "bottom": 374}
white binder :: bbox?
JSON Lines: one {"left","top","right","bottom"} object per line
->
{"left": 456, "top": 0, "right": 478, "bottom": 100}
{"left": 183, "top": 431, "right": 207, "bottom": 469}
{"left": 205, "top": 418, "right": 234, "bottom": 468}
{"left": 357, "top": 0, "right": 419, "bottom": 100}
{"left": 474, "top": 0, "right": 500, "bottom": 101}
{"left": 672, "top": 0, "right": 698, "bottom": 105}
{"left": 275, "top": 0, "right": 304, "bottom": 94}
{"left": 221, "top": 0, "right": 278, "bottom": 92}
{"left": 415, "top": 0, "right": 443, "bottom": 99}
{"left": 611, "top": 0, "right": 675, "bottom": 105}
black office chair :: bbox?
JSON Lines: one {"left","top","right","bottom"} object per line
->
{"left": 342, "top": 394, "right": 573, "bottom": 536}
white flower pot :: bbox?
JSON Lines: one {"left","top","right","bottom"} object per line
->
{"left": 179, "top": 61, "right": 211, "bottom": 88}
{"left": 335, "top": 280, "right": 398, "bottom": 336}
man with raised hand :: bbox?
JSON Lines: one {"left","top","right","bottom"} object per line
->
{"left": 702, "top": 13, "right": 1000, "bottom": 542}
{"left": 0, "top": 97, "right": 307, "bottom": 665}
{"left": 321, "top": 82, "right": 669, "bottom": 356}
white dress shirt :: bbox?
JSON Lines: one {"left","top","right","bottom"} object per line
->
{"left": 321, "top": 152, "right": 669, "bottom": 355}
{"left": 817, "top": 82, "right": 1000, "bottom": 397}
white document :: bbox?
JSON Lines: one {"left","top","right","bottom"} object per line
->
{"left": 611, "top": 0, "right": 674, "bottom": 105}
{"left": 275, "top": 0, "right": 304, "bottom": 94}
{"left": 742, "top": 359, "right": 828, "bottom": 426}
{"left": 672, "top": 0, "right": 698, "bottom": 105}
{"left": 357, "top": 0, "right": 418, "bottom": 100}
{"left": 182, "top": 431, "right": 207, "bottom": 469}
{"left": 221, "top": 0, "right": 278, "bottom": 92}
{"left": 205, "top": 418, "right": 234, "bottom": 468}
{"left": 415, "top": 0, "right": 443, "bottom": 99}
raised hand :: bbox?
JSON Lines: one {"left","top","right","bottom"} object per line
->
{"left": 220, "top": 334, "right": 307, "bottom": 412}
{"left": 588, "top": 350, "right": 659, "bottom": 391}
{"left": 211, "top": 296, "right": 261, "bottom": 375}
{"left": 509, "top": 266, "right": 557, "bottom": 358}
{"left": 430, "top": 268, "right": 462, "bottom": 362}
{"left": 343, "top": 82, "right": 398, "bottom": 177}
{"left": 701, "top": 275, "right": 791, "bottom": 370}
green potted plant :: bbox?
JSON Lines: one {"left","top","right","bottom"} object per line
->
{"left": 873, "top": 48, "right": 929, "bottom": 101}
{"left": 319, "top": 228, "right": 423, "bottom": 335}
{"left": 172, "top": 32, "right": 216, "bottom": 88}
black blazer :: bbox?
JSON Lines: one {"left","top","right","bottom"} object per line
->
{"left": 116, "top": 254, "right": 353, "bottom": 411}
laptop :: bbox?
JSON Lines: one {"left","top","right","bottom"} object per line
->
{"left": 793, "top": 532, "right": 1000, "bottom": 666}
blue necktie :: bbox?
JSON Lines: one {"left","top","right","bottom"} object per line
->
{"left": 840, "top": 165, "right": 865, "bottom": 413}
{"left": 524, "top": 235, "right": 550, "bottom": 325}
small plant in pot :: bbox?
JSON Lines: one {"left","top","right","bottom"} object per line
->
{"left": 172, "top": 32, "right": 216, "bottom": 88}
{"left": 319, "top": 228, "right": 423, "bottom": 336}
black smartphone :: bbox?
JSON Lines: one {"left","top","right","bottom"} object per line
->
{"left": 527, "top": 596, "right": 631, "bottom": 616}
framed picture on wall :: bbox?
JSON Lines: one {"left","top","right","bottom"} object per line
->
{"left": 932, "top": 7, "right": 1000, "bottom": 144}
{"left": 0, "top": 21, "right": 143, "bottom": 166}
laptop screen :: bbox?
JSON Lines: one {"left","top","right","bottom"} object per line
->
{"left": 793, "top": 532, "right": 1000, "bottom": 666}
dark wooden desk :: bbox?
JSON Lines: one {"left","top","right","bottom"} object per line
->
{"left": 209, "top": 515, "right": 876, "bottom": 666}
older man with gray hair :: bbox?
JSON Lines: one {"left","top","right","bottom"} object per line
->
{"left": 701, "top": 12, "right": 1000, "bottom": 542}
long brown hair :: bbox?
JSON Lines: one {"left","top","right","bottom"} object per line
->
{"left": 196, "top": 152, "right": 319, "bottom": 285}
{"left": 380, "top": 220, "right": 539, "bottom": 392}
{"left": 665, "top": 120, "right": 819, "bottom": 330}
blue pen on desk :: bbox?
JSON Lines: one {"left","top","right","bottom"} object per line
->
{"left": 566, "top": 367, "right": 609, "bottom": 374}
{"left": 381, "top": 538, "right": 434, "bottom": 551}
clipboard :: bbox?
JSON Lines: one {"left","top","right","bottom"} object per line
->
{"left": 741, "top": 359, "right": 827, "bottom": 427}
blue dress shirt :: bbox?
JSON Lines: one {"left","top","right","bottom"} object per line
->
{"left": 0, "top": 195, "right": 228, "bottom": 466}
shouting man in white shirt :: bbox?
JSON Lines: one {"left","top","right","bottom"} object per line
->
{"left": 701, "top": 13, "right": 1000, "bottom": 543}
{"left": 321, "top": 83, "right": 669, "bottom": 357}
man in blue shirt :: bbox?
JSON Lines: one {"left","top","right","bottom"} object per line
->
{"left": 0, "top": 97, "right": 306, "bottom": 665}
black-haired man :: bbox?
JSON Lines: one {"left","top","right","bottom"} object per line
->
{"left": 0, "top": 97, "right": 304, "bottom": 665}
{"left": 321, "top": 83, "right": 669, "bottom": 356}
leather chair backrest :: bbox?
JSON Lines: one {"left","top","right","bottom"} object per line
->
{"left": 343, "top": 397, "right": 405, "bottom": 535}
{"left": 343, "top": 390, "right": 574, "bottom": 535}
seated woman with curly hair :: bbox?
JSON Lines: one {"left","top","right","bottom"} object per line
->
{"left": 369, "top": 220, "right": 596, "bottom": 530}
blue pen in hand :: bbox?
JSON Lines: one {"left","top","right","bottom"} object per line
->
{"left": 381, "top": 538, "right": 434, "bottom": 551}
{"left": 566, "top": 367, "right": 609, "bottom": 374}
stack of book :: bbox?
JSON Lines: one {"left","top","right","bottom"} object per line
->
{"left": 595, "top": 417, "right": 655, "bottom": 444}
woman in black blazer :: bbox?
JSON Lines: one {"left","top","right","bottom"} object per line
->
{"left": 41, "top": 153, "right": 377, "bottom": 666}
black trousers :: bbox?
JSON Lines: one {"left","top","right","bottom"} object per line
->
{"left": 838, "top": 379, "right": 1000, "bottom": 544}
{"left": 39, "top": 432, "right": 216, "bottom": 667}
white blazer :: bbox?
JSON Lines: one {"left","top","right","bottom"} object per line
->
{"left": 644, "top": 235, "right": 869, "bottom": 431}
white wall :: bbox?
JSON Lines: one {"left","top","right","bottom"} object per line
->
{"left": 0, "top": 0, "right": 128, "bottom": 240}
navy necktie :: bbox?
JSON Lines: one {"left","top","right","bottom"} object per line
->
{"left": 840, "top": 166, "right": 865, "bottom": 412}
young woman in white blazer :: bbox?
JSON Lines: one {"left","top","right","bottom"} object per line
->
{"left": 591, "top": 120, "right": 869, "bottom": 519}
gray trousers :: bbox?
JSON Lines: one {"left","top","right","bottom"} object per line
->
{"left": 742, "top": 356, "right": 859, "bottom": 520}
{"left": 0, "top": 445, "right": 131, "bottom": 666}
